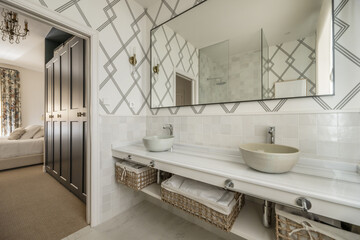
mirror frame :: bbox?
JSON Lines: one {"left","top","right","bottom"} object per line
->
{"left": 150, "top": 0, "right": 335, "bottom": 109}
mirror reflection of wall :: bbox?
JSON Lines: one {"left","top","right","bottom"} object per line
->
{"left": 262, "top": 0, "right": 333, "bottom": 99}
{"left": 150, "top": 0, "right": 334, "bottom": 109}
{"left": 262, "top": 34, "right": 317, "bottom": 99}
{"left": 316, "top": 0, "right": 334, "bottom": 95}
{"left": 151, "top": 24, "right": 199, "bottom": 108}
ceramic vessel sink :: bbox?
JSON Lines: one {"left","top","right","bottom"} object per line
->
{"left": 239, "top": 143, "right": 299, "bottom": 173}
{"left": 143, "top": 136, "right": 174, "bottom": 152}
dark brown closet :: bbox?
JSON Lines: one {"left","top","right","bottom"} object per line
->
{"left": 45, "top": 36, "right": 87, "bottom": 202}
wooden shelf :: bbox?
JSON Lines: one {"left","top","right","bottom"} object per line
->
{"left": 141, "top": 183, "right": 161, "bottom": 200}
{"left": 141, "top": 184, "right": 275, "bottom": 240}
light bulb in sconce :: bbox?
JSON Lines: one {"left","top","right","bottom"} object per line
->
{"left": 129, "top": 47, "right": 137, "bottom": 74}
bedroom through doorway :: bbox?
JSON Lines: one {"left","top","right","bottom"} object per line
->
{"left": 0, "top": 4, "right": 90, "bottom": 239}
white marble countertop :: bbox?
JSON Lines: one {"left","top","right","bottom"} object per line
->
{"left": 112, "top": 142, "right": 360, "bottom": 210}
{"left": 112, "top": 142, "right": 360, "bottom": 226}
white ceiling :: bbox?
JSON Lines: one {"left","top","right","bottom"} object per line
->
{"left": 134, "top": 0, "right": 160, "bottom": 9}
{"left": 0, "top": 7, "right": 51, "bottom": 72}
{"left": 164, "top": 0, "right": 325, "bottom": 55}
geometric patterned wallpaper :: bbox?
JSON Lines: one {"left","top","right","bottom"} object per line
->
{"left": 35, "top": 0, "right": 152, "bottom": 115}
{"left": 30, "top": 0, "right": 206, "bottom": 116}
{"left": 33, "top": 0, "right": 360, "bottom": 116}
{"left": 264, "top": 35, "right": 317, "bottom": 99}
{"left": 151, "top": 24, "right": 199, "bottom": 108}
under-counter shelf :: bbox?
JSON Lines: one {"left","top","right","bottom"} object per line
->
{"left": 141, "top": 183, "right": 274, "bottom": 240}
{"left": 141, "top": 183, "right": 161, "bottom": 200}
{"left": 112, "top": 142, "right": 360, "bottom": 226}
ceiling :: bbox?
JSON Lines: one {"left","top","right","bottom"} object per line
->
{"left": 162, "top": 0, "right": 326, "bottom": 56}
{"left": 133, "top": 0, "right": 160, "bottom": 9}
{"left": 0, "top": 7, "right": 52, "bottom": 72}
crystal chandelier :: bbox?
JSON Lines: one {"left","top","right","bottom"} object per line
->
{"left": 0, "top": 9, "right": 29, "bottom": 44}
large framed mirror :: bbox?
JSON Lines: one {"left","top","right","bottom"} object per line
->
{"left": 150, "top": 0, "right": 334, "bottom": 108}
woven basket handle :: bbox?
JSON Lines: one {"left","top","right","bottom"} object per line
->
{"left": 120, "top": 167, "right": 127, "bottom": 181}
{"left": 289, "top": 221, "right": 314, "bottom": 240}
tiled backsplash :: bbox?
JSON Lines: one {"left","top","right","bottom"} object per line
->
{"left": 147, "top": 112, "right": 360, "bottom": 163}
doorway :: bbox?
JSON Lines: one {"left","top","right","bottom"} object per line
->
{"left": 176, "top": 73, "right": 193, "bottom": 106}
{"left": 174, "top": 70, "right": 196, "bottom": 106}
{"left": 0, "top": 0, "right": 98, "bottom": 230}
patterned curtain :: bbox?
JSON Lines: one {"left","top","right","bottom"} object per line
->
{"left": 0, "top": 67, "right": 22, "bottom": 136}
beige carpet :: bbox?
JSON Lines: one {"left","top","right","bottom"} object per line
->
{"left": 0, "top": 165, "right": 87, "bottom": 240}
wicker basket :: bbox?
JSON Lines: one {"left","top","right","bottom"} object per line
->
{"left": 115, "top": 160, "right": 157, "bottom": 191}
{"left": 276, "top": 204, "right": 360, "bottom": 240}
{"left": 161, "top": 187, "right": 243, "bottom": 231}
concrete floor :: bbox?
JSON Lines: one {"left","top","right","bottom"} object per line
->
{"left": 63, "top": 201, "right": 228, "bottom": 240}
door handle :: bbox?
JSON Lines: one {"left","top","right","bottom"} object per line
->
{"left": 49, "top": 115, "right": 54, "bottom": 119}
{"left": 77, "top": 112, "right": 86, "bottom": 117}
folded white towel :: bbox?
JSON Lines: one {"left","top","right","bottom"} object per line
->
{"left": 162, "top": 175, "right": 237, "bottom": 215}
{"left": 116, "top": 160, "right": 150, "bottom": 174}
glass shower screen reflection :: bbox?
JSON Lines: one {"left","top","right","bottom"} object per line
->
{"left": 262, "top": 29, "right": 270, "bottom": 99}
{"left": 199, "top": 40, "right": 229, "bottom": 104}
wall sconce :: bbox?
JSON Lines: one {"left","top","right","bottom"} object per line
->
{"left": 153, "top": 57, "right": 160, "bottom": 74}
{"left": 129, "top": 54, "right": 137, "bottom": 66}
{"left": 129, "top": 47, "right": 137, "bottom": 74}
{"left": 153, "top": 64, "right": 160, "bottom": 74}
{"left": 129, "top": 47, "right": 137, "bottom": 66}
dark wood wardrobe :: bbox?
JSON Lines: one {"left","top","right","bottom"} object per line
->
{"left": 45, "top": 36, "right": 87, "bottom": 202}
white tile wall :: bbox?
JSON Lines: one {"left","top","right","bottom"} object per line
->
{"left": 99, "top": 115, "right": 146, "bottom": 222}
{"left": 229, "top": 50, "right": 261, "bottom": 100}
{"left": 147, "top": 112, "right": 360, "bottom": 163}
{"left": 199, "top": 49, "right": 261, "bottom": 103}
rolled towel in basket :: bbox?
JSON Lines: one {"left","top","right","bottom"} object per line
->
{"left": 161, "top": 175, "right": 237, "bottom": 215}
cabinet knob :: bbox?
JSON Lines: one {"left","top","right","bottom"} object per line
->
{"left": 296, "top": 197, "right": 312, "bottom": 212}
{"left": 148, "top": 160, "right": 155, "bottom": 168}
{"left": 49, "top": 115, "right": 54, "bottom": 119}
{"left": 224, "top": 179, "right": 234, "bottom": 190}
{"left": 57, "top": 114, "right": 61, "bottom": 118}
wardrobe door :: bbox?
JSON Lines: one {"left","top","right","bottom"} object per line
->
{"left": 68, "top": 37, "right": 87, "bottom": 202}
{"left": 58, "top": 47, "right": 70, "bottom": 184}
{"left": 52, "top": 55, "right": 61, "bottom": 177}
{"left": 45, "top": 61, "right": 53, "bottom": 171}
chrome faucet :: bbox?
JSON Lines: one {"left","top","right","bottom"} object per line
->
{"left": 263, "top": 126, "right": 275, "bottom": 228}
{"left": 163, "top": 124, "right": 173, "bottom": 136}
{"left": 268, "top": 126, "right": 275, "bottom": 144}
